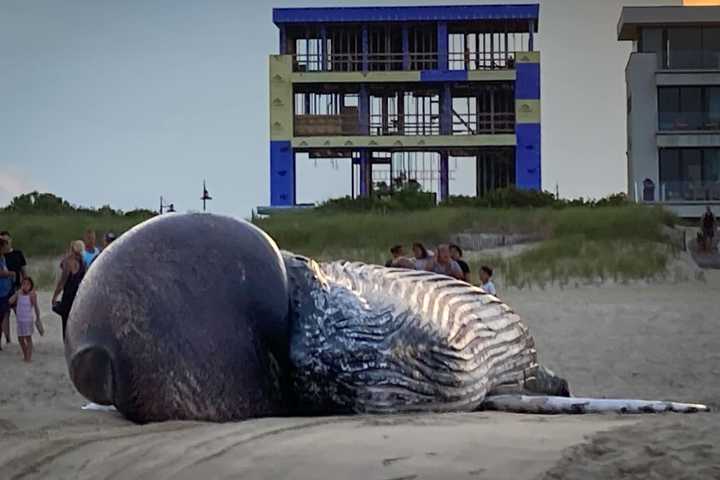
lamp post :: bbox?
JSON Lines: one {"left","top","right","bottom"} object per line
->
{"left": 160, "top": 196, "right": 175, "bottom": 214}
{"left": 201, "top": 180, "right": 212, "bottom": 212}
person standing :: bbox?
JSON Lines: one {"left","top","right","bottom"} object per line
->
{"left": 82, "top": 229, "right": 100, "bottom": 268}
{"left": 52, "top": 240, "right": 86, "bottom": 340}
{"left": 102, "top": 231, "right": 117, "bottom": 251}
{"left": 385, "top": 245, "right": 405, "bottom": 267}
{"left": 0, "top": 238, "right": 17, "bottom": 350}
{"left": 8, "top": 277, "right": 41, "bottom": 362}
{"left": 412, "top": 242, "right": 433, "bottom": 271}
{"left": 479, "top": 266, "right": 497, "bottom": 296}
{"left": 0, "top": 231, "right": 26, "bottom": 344}
{"left": 429, "top": 244, "right": 465, "bottom": 280}
{"left": 701, "top": 206, "right": 717, "bottom": 253}
{"left": 449, "top": 244, "right": 471, "bottom": 282}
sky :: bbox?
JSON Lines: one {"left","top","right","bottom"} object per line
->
{"left": 0, "top": 0, "right": 680, "bottom": 218}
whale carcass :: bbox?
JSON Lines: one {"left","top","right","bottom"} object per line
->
{"left": 64, "top": 214, "right": 708, "bottom": 423}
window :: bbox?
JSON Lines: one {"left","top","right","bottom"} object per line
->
{"left": 642, "top": 26, "right": 720, "bottom": 69}
{"left": 659, "top": 148, "right": 720, "bottom": 201}
{"left": 640, "top": 28, "right": 664, "bottom": 68}
{"left": 667, "top": 28, "right": 702, "bottom": 68}
{"left": 702, "top": 27, "right": 720, "bottom": 68}
{"left": 658, "top": 86, "right": 720, "bottom": 131}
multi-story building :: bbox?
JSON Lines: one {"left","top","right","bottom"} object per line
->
{"left": 268, "top": 4, "right": 541, "bottom": 207}
{"left": 619, "top": 5, "right": 720, "bottom": 217}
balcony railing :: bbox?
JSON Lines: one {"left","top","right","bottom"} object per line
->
{"left": 659, "top": 112, "right": 720, "bottom": 132}
{"left": 662, "top": 49, "right": 720, "bottom": 70}
{"left": 293, "top": 53, "right": 438, "bottom": 73}
{"left": 659, "top": 181, "right": 720, "bottom": 202}
{"left": 448, "top": 51, "right": 516, "bottom": 71}
{"left": 294, "top": 112, "right": 515, "bottom": 137}
{"left": 292, "top": 51, "right": 518, "bottom": 73}
{"left": 453, "top": 112, "right": 515, "bottom": 135}
{"left": 294, "top": 113, "right": 359, "bottom": 136}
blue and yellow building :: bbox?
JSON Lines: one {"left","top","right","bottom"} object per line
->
{"left": 269, "top": 4, "right": 541, "bottom": 206}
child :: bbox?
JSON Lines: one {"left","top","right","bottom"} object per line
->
{"left": 479, "top": 266, "right": 497, "bottom": 296}
{"left": 9, "top": 277, "right": 42, "bottom": 362}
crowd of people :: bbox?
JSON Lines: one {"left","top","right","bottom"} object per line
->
{"left": 385, "top": 242, "right": 497, "bottom": 296}
{"left": 0, "top": 228, "right": 117, "bottom": 362}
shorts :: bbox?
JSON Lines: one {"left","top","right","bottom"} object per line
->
{"left": 0, "top": 295, "right": 10, "bottom": 316}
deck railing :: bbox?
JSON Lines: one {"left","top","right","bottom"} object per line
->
{"left": 292, "top": 51, "right": 518, "bottom": 72}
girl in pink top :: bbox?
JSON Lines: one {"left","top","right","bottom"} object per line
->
{"left": 9, "top": 277, "right": 42, "bottom": 362}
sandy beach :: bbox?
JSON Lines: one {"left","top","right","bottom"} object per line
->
{"left": 1, "top": 272, "right": 719, "bottom": 480}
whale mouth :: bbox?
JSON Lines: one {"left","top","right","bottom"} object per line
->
{"left": 69, "top": 345, "right": 115, "bottom": 406}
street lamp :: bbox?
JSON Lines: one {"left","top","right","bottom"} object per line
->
{"left": 201, "top": 180, "right": 212, "bottom": 212}
{"left": 160, "top": 196, "right": 175, "bottom": 214}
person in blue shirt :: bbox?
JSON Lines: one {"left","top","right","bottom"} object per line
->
{"left": 480, "top": 265, "right": 497, "bottom": 296}
{"left": 82, "top": 229, "right": 100, "bottom": 268}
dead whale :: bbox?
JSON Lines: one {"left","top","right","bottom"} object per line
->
{"left": 65, "top": 213, "right": 708, "bottom": 423}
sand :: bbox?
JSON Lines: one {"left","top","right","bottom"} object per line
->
{"left": 1, "top": 273, "right": 719, "bottom": 480}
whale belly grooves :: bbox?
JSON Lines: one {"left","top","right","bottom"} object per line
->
{"left": 284, "top": 253, "right": 541, "bottom": 414}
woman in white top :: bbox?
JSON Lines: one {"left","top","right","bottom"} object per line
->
{"left": 412, "top": 242, "right": 433, "bottom": 271}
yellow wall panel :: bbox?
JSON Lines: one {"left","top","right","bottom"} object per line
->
{"left": 269, "top": 55, "right": 294, "bottom": 141}
{"left": 516, "top": 99, "right": 541, "bottom": 124}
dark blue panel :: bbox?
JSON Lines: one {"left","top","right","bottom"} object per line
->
{"left": 359, "top": 85, "right": 370, "bottom": 135}
{"left": 516, "top": 124, "right": 541, "bottom": 190}
{"left": 270, "top": 141, "right": 295, "bottom": 206}
{"left": 420, "top": 70, "right": 468, "bottom": 82}
{"left": 516, "top": 63, "right": 540, "bottom": 100}
{"left": 437, "top": 22, "right": 448, "bottom": 71}
{"left": 402, "top": 26, "right": 410, "bottom": 70}
{"left": 359, "top": 150, "right": 370, "bottom": 197}
{"left": 440, "top": 83, "right": 452, "bottom": 135}
{"left": 362, "top": 25, "right": 369, "bottom": 72}
{"left": 273, "top": 5, "right": 540, "bottom": 27}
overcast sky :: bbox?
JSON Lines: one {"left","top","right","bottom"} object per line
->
{"left": 0, "top": 0, "right": 678, "bottom": 217}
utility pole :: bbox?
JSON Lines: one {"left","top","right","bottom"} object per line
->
{"left": 201, "top": 180, "right": 212, "bottom": 212}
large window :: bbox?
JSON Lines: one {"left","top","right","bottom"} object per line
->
{"left": 658, "top": 86, "right": 720, "bottom": 131}
{"left": 659, "top": 148, "right": 720, "bottom": 201}
{"left": 639, "top": 26, "right": 720, "bottom": 69}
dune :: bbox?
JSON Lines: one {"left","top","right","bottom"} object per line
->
{"left": 1, "top": 272, "right": 718, "bottom": 479}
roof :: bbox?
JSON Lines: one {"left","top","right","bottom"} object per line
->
{"left": 618, "top": 6, "right": 720, "bottom": 40}
{"left": 273, "top": 4, "right": 539, "bottom": 28}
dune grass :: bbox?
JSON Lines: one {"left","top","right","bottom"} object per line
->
{"left": 0, "top": 205, "right": 679, "bottom": 290}
{"left": 255, "top": 205, "right": 679, "bottom": 288}
{"left": 0, "top": 212, "right": 150, "bottom": 257}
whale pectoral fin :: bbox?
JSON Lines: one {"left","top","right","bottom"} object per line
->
{"left": 523, "top": 365, "right": 571, "bottom": 397}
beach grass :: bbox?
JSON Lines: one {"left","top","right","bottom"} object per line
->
{"left": 1, "top": 204, "right": 679, "bottom": 289}
{"left": 255, "top": 204, "right": 678, "bottom": 287}
{"left": 0, "top": 212, "right": 149, "bottom": 257}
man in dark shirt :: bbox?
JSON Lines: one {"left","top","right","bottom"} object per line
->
{"left": 0, "top": 231, "right": 26, "bottom": 344}
{"left": 449, "top": 244, "right": 471, "bottom": 282}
